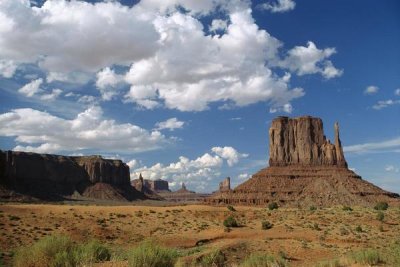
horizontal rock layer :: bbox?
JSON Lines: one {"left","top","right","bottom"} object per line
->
{"left": 0, "top": 150, "right": 142, "bottom": 201}
{"left": 206, "top": 166, "right": 399, "bottom": 207}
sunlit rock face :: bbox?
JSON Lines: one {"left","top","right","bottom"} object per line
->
{"left": 206, "top": 116, "right": 398, "bottom": 207}
{"left": 269, "top": 116, "right": 347, "bottom": 168}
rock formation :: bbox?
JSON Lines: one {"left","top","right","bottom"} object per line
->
{"left": 131, "top": 176, "right": 170, "bottom": 193}
{"left": 269, "top": 116, "right": 347, "bottom": 167}
{"left": 159, "top": 183, "right": 210, "bottom": 202}
{"left": 219, "top": 177, "right": 231, "bottom": 192}
{"left": 0, "top": 150, "right": 145, "bottom": 201}
{"left": 206, "top": 116, "right": 399, "bottom": 207}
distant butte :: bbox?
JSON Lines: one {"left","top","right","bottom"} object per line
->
{"left": 0, "top": 151, "right": 145, "bottom": 202}
{"left": 207, "top": 116, "right": 399, "bottom": 207}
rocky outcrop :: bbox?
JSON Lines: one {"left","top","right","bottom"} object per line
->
{"left": 0, "top": 150, "right": 144, "bottom": 201}
{"left": 159, "top": 183, "right": 209, "bottom": 202}
{"left": 219, "top": 177, "right": 231, "bottom": 192}
{"left": 73, "top": 156, "right": 130, "bottom": 185}
{"left": 132, "top": 173, "right": 145, "bottom": 193}
{"left": 206, "top": 116, "right": 399, "bottom": 207}
{"left": 131, "top": 176, "right": 170, "bottom": 193}
{"left": 269, "top": 116, "right": 347, "bottom": 168}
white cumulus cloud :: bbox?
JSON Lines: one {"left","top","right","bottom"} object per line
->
{"left": 211, "top": 146, "right": 248, "bottom": 166}
{"left": 95, "top": 67, "right": 124, "bottom": 101}
{"left": 394, "top": 88, "right": 400, "bottom": 96}
{"left": 0, "top": 0, "right": 342, "bottom": 113}
{"left": 364, "top": 85, "right": 379, "bottom": 95}
{"left": 0, "top": 60, "right": 17, "bottom": 78}
{"left": 155, "top": 118, "right": 185, "bottom": 131}
{"left": 18, "top": 78, "right": 43, "bottom": 97}
{"left": 40, "top": 88, "right": 62, "bottom": 101}
{"left": 131, "top": 146, "right": 247, "bottom": 192}
{"left": 258, "top": 0, "right": 296, "bottom": 13}
{"left": 0, "top": 106, "right": 169, "bottom": 154}
{"left": 0, "top": 0, "right": 159, "bottom": 72}
{"left": 279, "top": 41, "right": 343, "bottom": 79}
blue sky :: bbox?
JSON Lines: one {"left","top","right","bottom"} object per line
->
{"left": 0, "top": 0, "right": 399, "bottom": 193}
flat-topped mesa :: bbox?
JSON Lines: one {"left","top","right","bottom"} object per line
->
{"left": 268, "top": 116, "right": 347, "bottom": 168}
{"left": 72, "top": 155, "right": 130, "bottom": 186}
{"left": 0, "top": 150, "right": 143, "bottom": 201}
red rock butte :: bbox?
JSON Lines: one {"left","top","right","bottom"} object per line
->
{"left": 206, "top": 116, "right": 399, "bottom": 207}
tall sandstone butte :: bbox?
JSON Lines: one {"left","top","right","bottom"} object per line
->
{"left": 206, "top": 116, "right": 399, "bottom": 207}
{"left": 269, "top": 116, "right": 347, "bottom": 167}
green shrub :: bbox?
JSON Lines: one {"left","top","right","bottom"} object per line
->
{"left": 13, "top": 235, "right": 111, "bottom": 267}
{"left": 227, "top": 205, "right": 236, "bottom": 212}
{"left": 342, "top": 206, "right": 353, "bottom": 211}
{"left": 198, "top": 250, "right": 225, "bottom": 267}
{"left": 355, "top": 225, "right": 363, "bottom": 233}
{"left": 261, "top": 221, "right": 273, "bottom": 230}
{"left": 78, "top": 240, "right": 111, "bottom": 263}
{"left": 240, "top": 253, "right": 287, "bottom": 267}
{"left": 223, "top": 216, "right": 238, "bottom": 228}
{"left": 14, "top": 235, "right": 75, "bottom": 267}
{"left": 309, "top": 206, "right": 317, "bottom": 211}
{"left": 374, "top": 202, "right": 389, "bottom": 210}
{"left": 350, "top": 249, "right": 382, "bottom": 265}
{"left": 383, "top": 240, "right": 400, "bottom": 266}
{"left": 127, "top": 240, "right": 178, "bottom": 267}
{"left": 268, "top": 202, "right": 278, "bottom": 210}
{"left": 377, "top": 211, "right": 385, "bottom": 221}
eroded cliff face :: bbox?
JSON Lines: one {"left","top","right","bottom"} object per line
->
{"left": 268, "top": 116, "right": 347, "bottom": 168}
{"left": 73, "top": 156, "right": 130, "bottom": 185}
{"left": 0, "top": 150, "right": 137, "bottom": 200}
{"left": 219, "top": 177, "right": 231, "bottom": 192}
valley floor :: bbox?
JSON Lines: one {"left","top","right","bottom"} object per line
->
{"left": 1, "top": 202, "right": 399, "bottom": 266}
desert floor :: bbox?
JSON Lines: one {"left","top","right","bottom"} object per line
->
{"left": 1, "top": 202, "right": 399, "bottom": 266}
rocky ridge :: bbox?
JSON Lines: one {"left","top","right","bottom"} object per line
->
{"left": 207, "top": 116, "right": 399, "bottom": 207}
{"left": 0, "top": 150, "right": 145, "bottom": 201}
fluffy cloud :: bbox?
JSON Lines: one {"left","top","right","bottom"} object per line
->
{"left": 372, "top": 99, "right": 400, "bottom": 110}
{"left": 279, "top": 41, "right": 343, "bottom": 78}
{"left": 258, "top": 0, "right": 296, "bottom": 13}
{"left": 155, "top": 118, "right": 185, "bottom": 131}
{"left": 344, "top": 136, "right": 400, "bottom": 154}
{"left": 131, "top": 146, "right": 247, "bottom": 191}
{"left": 0, "top": 60, "right": 17, "bottom": 78}
{"left": 211, "top": 146, "right": 248, "bottom": 166}
{"left": 95, "top": 67, "right": 124, "bottom": 100}
{"left": 0, "top": 106, "right": 168, "bottom": 154}
{"left": 40, "top": 88, "right": 62, "bottom": 101}
{"left": 209, "top": 19, "right": 228, "bottom": 33}
{"left": 18, "top": 78, "right": 43, "bottom": 97}
{"left": 395, "top": 88, "right": 400, "bottom": 96}
{"left": 124, "top": 9, "right": 307, "bottom": 111}
{"left": 269, "top": 103, "right": 293, "bottom": 113}
{"left": 0, "top": 0, "right": 159, "bottom": 72}
{"left": 0, "top": 0, "right": 342, "bottom": 113}
{"left": 364, "top": 85, "right": 379, "bottom": 95}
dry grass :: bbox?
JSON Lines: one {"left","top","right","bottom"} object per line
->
{"left": 1, "top": 203, "right": 400, "bottom": 266}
